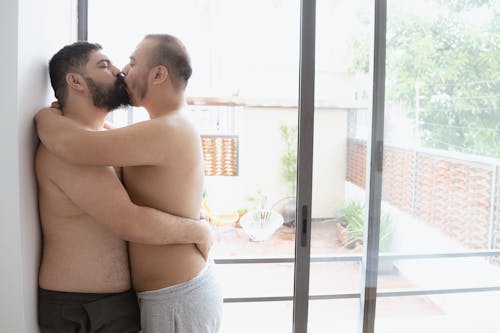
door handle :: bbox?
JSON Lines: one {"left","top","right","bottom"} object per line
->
{"left": 300, "top": 204, "right": 308, "bottom": 247}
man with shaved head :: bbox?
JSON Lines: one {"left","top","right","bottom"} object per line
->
{"left": 36, "top": 35, "right": 223, "bottom": 332}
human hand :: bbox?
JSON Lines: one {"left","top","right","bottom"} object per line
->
{"left": 34, "top": 106, "right": 70, "bottom": 155}
{"left": 194, "top": 219, "right": 214, "bottom": 261}
{"left": 50, "top": 101, "right": 61, "bottom": 110}
{"left": 103, "top": 121, "right": 116, "bottom": 130}
{"left": 200, "top": 208, "right": 209, "bottom": 222}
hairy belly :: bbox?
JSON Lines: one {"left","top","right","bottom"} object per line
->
{"left": 39, "top": 246, "right": 130, "bottom": 293}
{"left": 128, "top": 243, "right": 206, "bottom": 292}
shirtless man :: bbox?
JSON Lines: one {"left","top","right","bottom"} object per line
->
{"left": 36, "top": 41, "right": 213, "bottom": 332}
{"left": 35, "top": 35, "right": 223, "bottom": 332}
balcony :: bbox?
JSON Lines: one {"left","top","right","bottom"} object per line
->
{"left": 181, "top": 98, "right": 500, "bottom": 332}
{"left": 90, "top": 0, "right": 500, "bottom": 330}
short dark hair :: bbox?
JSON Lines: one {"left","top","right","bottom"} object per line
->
{"left": 144, "top": 34, "right": 192, "bottom": 90}
{"left": 49, "top": 42, "right": 102, "bottom": 108}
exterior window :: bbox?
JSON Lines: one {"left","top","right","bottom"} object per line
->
{"left": 86, "top": 0, "right": 500, "bottom": 331}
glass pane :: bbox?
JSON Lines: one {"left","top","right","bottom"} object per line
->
{"left": 309, "top": 262, "right": 361, "bottom": 295}
{"left": 377, "top": 0, "right": 498, "bottom": 331}
{"left": 375, "top": 293, "right": 500, "bottom": 333}
{"left": 216, "top": 263, "right": 294, "bottom": 298}
{"left": 88, "top": 0, "right": 300, "bottom": 330}
{"left": 220, "top": 302, "right": 293, "bottom": 332}
{"left": 308, "top": 0, "right": 373, "bottom": 331}
{"left": 308, "top": 300, "right": 359, "bottom": 332}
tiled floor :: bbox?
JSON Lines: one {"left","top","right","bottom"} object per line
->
{"left": 211, "top": 219, "right": 447, "bottom": 332}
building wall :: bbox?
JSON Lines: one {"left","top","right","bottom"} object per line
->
{"left": 0, "top": 1, "right": 77, "bottom": 331}
{"left": 205, "top": 107, "right": 347, "bottom": 218}
{"left": 346, "top": 139, "right": 500, "bottom": 251}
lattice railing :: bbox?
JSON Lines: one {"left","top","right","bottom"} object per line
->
{"left": 346, "top": 138, "right": 500, "bottom": 252}
{"left": 201, "top": 135, "right": 239, "bottom": 176}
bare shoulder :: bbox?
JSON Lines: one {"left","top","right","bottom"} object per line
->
{"left": 156, "top": 112, "right": 201, "bottom": 145}
{"left": 157, "top": 111, "right": 199, "bottom": 132}
{"left": 153, "top": 112, "right": 202, "bottom": 164}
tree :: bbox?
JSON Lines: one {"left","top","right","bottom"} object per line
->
{"left": 279, "top": 124, "right": 297, "bottom": 196}
{"left": 349, "top": 0, "right": 499, "bottom": 157}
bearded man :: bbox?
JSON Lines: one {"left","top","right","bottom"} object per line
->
{"left": 35, "top": 42, "right": 213, "bottom": 333}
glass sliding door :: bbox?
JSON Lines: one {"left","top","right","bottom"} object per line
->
{"left": 84, "top": 0, "right": 500, "bottom": 331}
{"left": 373, "top": 0, "right": 500, "bottom": 332}
{"left": 305, "top": 0, "right": 374, "bottom": 331}
{"left": 87, "top": 0, "right": 302, "bottom": 331}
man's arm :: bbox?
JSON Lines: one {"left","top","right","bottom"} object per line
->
{"left": 35, "top": 107, "right": 196, "bottom": 167}
{"left": 37, "top": 146, "right": 212, "bottom": 256}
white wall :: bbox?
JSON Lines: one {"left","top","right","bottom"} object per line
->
{"left": 1, "top": 1, "right": 24, "bottom": 330}
{"left": 312, "top": 109, "right": 347, "bottom": 216}
{"left": 204, "top": 107, "right": 347, "bottom": 218}
{"left": 0, "top": 0, "right": 77, "bottom": 331}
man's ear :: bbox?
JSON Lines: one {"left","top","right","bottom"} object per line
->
{"left": 151, "top": 65, "right": 168, "bottom": 85}
{"left": 65, "top": 73, "right": 85, "bottom": 92}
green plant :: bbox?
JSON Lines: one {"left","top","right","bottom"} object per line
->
{"left": 236, "top": 208, "right": 248, "bottom": 216}
{"left": 245, "top": 188, "right": 268, "bottom": 210}
{"left": 348, "top": 0, "right": 500, "bottom": 158}
{"left": 279, "top": 124, "right": 298, "bottom": 195}
{"left": 338, "top": 201, "right": 395, "bottom": 252}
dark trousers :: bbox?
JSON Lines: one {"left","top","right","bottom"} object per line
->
{"left": 38, "top": 288, "right": 141, "bottom": 333}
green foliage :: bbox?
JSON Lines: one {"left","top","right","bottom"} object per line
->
{"left": 245, "top": 188, "right": 268, "bottom": 210}
{"left": 349, "top": 0, "right": 499, "bottom": 157}
{"left": 236, "top": 208, "right": 248, "bottom": 216}
{"left": 348, "top": 34, "right": 370, "bottom": 74}
{"left": 279, "top": 124, "right": 298, "bottom": 195}
{"left": 338, "top": 201, "right": 395, "bottom": 252}
{"left": 434, "top": 0, "right": 495, "bottom": 11}
{"left": 338, "top": 201, "right": 365, "bottom": 248}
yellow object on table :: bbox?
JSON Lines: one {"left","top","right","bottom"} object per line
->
{"left": 209, "top": 212, "right": 240, "bottom": 226}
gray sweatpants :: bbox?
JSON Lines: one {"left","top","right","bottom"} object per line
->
{"left": 137, "top": 262, "right": 223, "bottom": 333}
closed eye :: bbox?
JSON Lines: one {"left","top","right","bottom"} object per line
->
{"left": 128, "top": 56, "right": 136, "bottom": 67}
{"left": 97, "top": 59, "right": 111, "bottom": 69}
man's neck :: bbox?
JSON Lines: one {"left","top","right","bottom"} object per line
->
{"left": 144, "top": 90, "right": 184, "bottom": 119}
{"left": 62, "top": 100, "right": 108, "bottom": 130}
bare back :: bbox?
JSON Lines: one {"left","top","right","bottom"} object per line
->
{"left": 36, "top": 145, "right": 130, "bottom": 293}
{"left": 124, "top": 111, "right": 206, "bottom": 292}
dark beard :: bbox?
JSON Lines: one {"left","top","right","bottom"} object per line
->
{"left": 84, "top": 75, "right": 130, "bottom": 111}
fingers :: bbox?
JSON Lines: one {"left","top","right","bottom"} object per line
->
{"left": 200, "top": 209, "right": 209, "bottom": 221}
{"left": 200, "top": 225, "right": 215, "bottom": 261}
{"left": 50, "top": 101, "right": 61, "bottom": 109}
{"left": 193, "top": 219, "right": 214, "bottom": 261}
{"left": 103, "top": 121, "right": 116, "bottom": 130}
{"left": 196, "top": 243, "right": 211, "bottom": 261}
{"left": 49, "top": 107, "right": 63, "bottom": 116}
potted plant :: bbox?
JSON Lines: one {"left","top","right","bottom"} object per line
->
{"left": 336, "top": 201, "right": 364, "bottom": 249}
{"left": 234, "top": 208, "right": 248, "bottom": 228}
{"left": 337, "top": 201, "right": 397, "bottom": 274}
{"left": 272, "top": 124, "right": 297, "bottom": 227}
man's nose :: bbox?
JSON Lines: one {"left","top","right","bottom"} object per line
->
{"left": 122, "top": 64, "right": 130, "bottom": 75}
{"left": 110, "top": 65, "right": 121, "bottom": 76}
